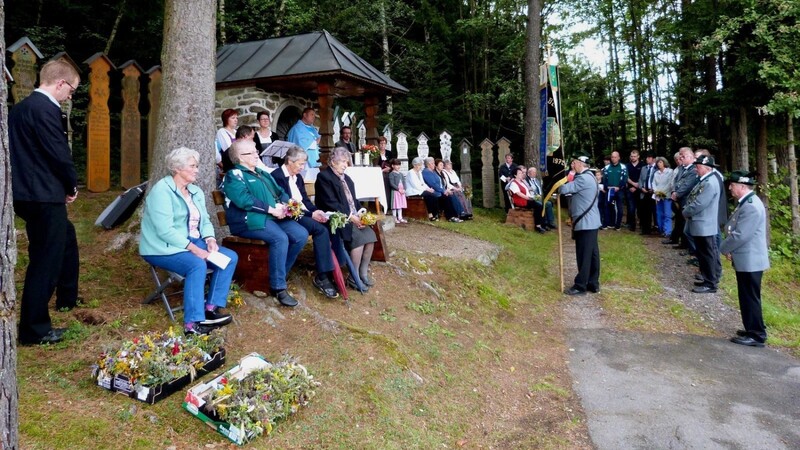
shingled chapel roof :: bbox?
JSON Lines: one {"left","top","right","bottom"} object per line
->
{"left": 216, "top": 30, "right": 408, "bottom": 97}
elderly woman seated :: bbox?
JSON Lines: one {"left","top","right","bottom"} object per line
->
{"left": 140, "top": 147, "right": 239, "bottom": 335}
{"left": 405, "top": 156, "right": 441, "bottom": 221}
{"left": 439, "top": 159, "right": 473, "bottom": 220}
{"left": 422, "top": 156, "right": 464, "bottom": 222}
{"left": 271, "top": 144, "right": 339, "bottom": 299}
{"left": 315, "top": 147, "right": 378, "bottom": 290}
{"left": 223, "top": 140, "right": 309, "bottom": 307}
{"left": 507, "top": 166, "right": 547, "bottom": 233}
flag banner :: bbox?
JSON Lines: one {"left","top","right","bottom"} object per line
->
{"left": 541, "top": 64, "right": 568, "bottom": 208}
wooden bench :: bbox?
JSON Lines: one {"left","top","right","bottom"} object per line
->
{"left": 212, "top": 190, "right": 270, "bottom": 293}
{"left": 405, "top": 196, "right": 429, "bottom": 220}
{"left": 505, "top": 191, "right": 535, "bottom": 231}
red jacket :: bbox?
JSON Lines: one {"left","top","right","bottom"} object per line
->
{"left": 511, "top": 180, "right": 530, "bottom": 208}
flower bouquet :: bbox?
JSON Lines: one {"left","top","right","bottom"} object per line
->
{"left": 654, "top": 190, "right": 668, "bottom": 200}
{"left": 183, "top": 353, "right": 320, "bottom": 445}
{"left": 359, "top": 211, "right": 378, "bottom": 226}
{"left": 286, "top": 199, "right": 304, "bottom": 221}
{"left": 92, "top": 328, "right": 226, "bottom": 404}
{"left": 328, "top": 211, "right": 348, "bottom": 234}
{"left": 361, "top": 144, "right": 379, "bottom": 166}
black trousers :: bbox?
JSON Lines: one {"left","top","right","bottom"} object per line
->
{"left": 638, "top": 195, "right": 655, "bottom": 234}
{"left": 14, "top": 201, "right": 80, "bottom": 342}
{"left": 736, "top": 271, "right": 766, "bottom": 342}
{"left": 672, "top": 202, "right": 685, "bottom": 244}
{"left": 694, "top": 234, "right": 720, "bottom": 288}
{"left": 573, "top": 229, "right": 600, "bottom": 291}
{"left": 421, "top": 191, "right": 440, "bottom": 217}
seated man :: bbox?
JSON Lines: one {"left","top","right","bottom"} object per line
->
{"left": 422, "top": 157, "right": 464, "bottom": 222}
{"left": 271, "top": 145, "right": 339, "bottom": 299}
{"left": 524, "top": 166, "right": 556, "bottom": 229}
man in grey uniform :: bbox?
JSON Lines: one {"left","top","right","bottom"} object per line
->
{"left": 682, "top": 155, "right": 721, "bottom": 293}
{"left": 720, "top": 171, "right": 770, "bottom": 347}
{"left": 560, "top": 154, "right": 601, "bottom": 296}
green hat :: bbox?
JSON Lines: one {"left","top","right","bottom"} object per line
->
{"left": 729, "top": 170, "right": 757, "bottom": 186}
{"left": 571, "top": 153, "right": 592, "bottom": 165}
{"left": 693, "top": 155, "right": 718, "bottom": 168}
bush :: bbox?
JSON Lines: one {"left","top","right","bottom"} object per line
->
{"left": 766, "top": 170, "right": 800, "bottom": 275}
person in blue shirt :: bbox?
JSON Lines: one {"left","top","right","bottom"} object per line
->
{"left": 422, "top": 157, "right": 463, "bottom": 222}
{"left": 287, "top": 107, "right": 321, "bottom": 168}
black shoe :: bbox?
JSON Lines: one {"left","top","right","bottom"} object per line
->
{"left": 535, "top": 226, "right": 546, "bottom": 234}
{"left": 662, "top": 239, "right": 676, "bottom": 245}
{"left": 692, "top": 286, "right": 717, "bottom": 294}
{"left": 201, "top": 307, "right": 232, "bottom": 326}
{"left": 20, "top": 328, "right": 66, "bottom": 346}
{"left": 687, "top": 258, "right": 699, "bottom": 267}
{"left": 360, "top": 274, "right": 375, "bottom": 287}
{"left": 184, "top": 323, "right": 217, "bottom": 336}
{"left": 564, "top": 287, "right": 587, "bottom": 296}
{"left": 274, "top": 290, "right": 298, "bottom": 307}
{"left": 448, "top": 217, "right": 463, "bottom": 223}
{"left": 599, "top": 226, "right": 608, "bottom": 230}
{"left": 672, "top": 245, "right": 688, "bottom": 250}
{"left": 429, "top": 216, "right": 439, "bottom": 222}
{"left": 695, "top": 274, "right": 704, "bottom": 281}
{"left": 587, "top": 286, "right": 600, "bottom": 293}
{"left": 548, "top": 223, "right": 558, "bottom": 230}
{"left": 347, "top": 276, "right": 368, "bottom": 292}
{"left": 614, "top": 227, "right": 621, "bottom": 231}
{"left": 736, "top": 329, "right": 748, "bottom": 337}
{"left": 693, "top": 280, "right": 706, "bottom": 286}
{"left": 313, "top": 276, "right": 339, "bottom": 299}
{"left": 730, "top": 336, "right": 765, "bottom": 347}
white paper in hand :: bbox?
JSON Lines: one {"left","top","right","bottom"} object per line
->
{"left": 206, "top": 251, "right": 231, "bottom": 270}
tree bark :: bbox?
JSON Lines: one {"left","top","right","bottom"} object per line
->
{"left": 732, "top": 106, "right": 749, "bottom": 171}
{"left": 0, "top": 2, "right": 21, "bottom": 448}
{"left": 153, "top": 0, "right": 218, "bottom": 225}
{"left": 523, "top": 0, "right": 542, "bottom": 168}
{"left": 787, "top": 115, "right": 800, "bottom": 235}
{"left": 104, "top": 0, "right": 127, "bottom": 55}
{"left": 218, "top": 0, "right": 226, "bottom": 44}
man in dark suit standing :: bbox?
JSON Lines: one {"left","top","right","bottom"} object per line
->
{"left": 721, "top": 171, "right": 770, "bottom": 347}
{"left": 10, "top": 60, "right": 81, "bottom": 345}
{"left": 498, "top": 153, "right": 517, "bottom": 212}
{"left": 335, "top": 126, "right": 357, "bottom": 161}
{"left": 670, "top": 147, "right": 699, "bottom": 249}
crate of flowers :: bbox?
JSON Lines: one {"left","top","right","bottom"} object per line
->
{"left": 92, "top": 328, "right": 225, "bottom": 404}
{"left": 183, "top": 353, "right": 320, "bottom": 445}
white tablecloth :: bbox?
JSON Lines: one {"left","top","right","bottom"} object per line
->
{"left": 346, "top": 166, "right": 388, "bottom": 213}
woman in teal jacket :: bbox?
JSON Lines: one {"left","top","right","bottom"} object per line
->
{"left": 140, "top": 147, "right": 238, "bottom": 334}
{"left": 222, "top": 140, "right": 309, "bottom": 307}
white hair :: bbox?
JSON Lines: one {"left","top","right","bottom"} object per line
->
{"left": 166, "top": 147, "right": 199, "bottom": 174}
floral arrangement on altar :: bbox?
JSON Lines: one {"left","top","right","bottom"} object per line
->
{"left": 206, "top": 358, "right": 320, "bottom": 440}
{"left": 359, "top": 211, "right": 378, "bottom": 226}
{"left": 361, "top": 144, "right": 380, "bottom": 157}
{"left": 286, "top": 199, "right": 304, "bottom": 221}
{"left": 93, "top": 329, "right": 224, "bottom": 387}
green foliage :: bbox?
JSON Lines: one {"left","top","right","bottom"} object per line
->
{"left": 766, "top": 171, "right": 800, "bottom": 272}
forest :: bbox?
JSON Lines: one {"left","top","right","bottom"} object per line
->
{"left": 4, "top": 0, "right": 799, "bottom": 243}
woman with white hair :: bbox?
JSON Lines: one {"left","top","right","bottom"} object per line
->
{"left": 140, "top": 147, "right": 238, "bottom": 335}
{"left": 315, "top": 147, "right": 378, "bottom": 290}
{"left": 405, "top": 156, "right": 440, "bottom": 220}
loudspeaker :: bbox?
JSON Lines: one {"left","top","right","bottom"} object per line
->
{"left": 95, "top": 181, "right": 148, "bottom": 230}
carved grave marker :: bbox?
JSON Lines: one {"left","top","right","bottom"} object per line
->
{"left": 440, "top": 131, "right": 452, "bottom": 162}
{"left": 417, "top": 132, "right": 429, "bottom": 159}
{"left": 480, "top": 138, "right": 495, "bottom": 208}
{"left": 396, "top": 132, "right": 409, "bottom": 172}
{"left": 8, "top": 37, "right": 43, "bottom": 104}
{"left": 120, "top": 61, "right": 142, "bottom": 188}
{"left": 496, "top": 137, "right": 511, "bottom": 207}
{"left": 84, "top": 53, "right": 115, "bottom": 192}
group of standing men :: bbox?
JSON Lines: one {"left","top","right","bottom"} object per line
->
{"left": 560, "top": 148, "right": 770, "bottom": 348}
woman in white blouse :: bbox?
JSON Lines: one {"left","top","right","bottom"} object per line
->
{"left": 405, "top": 157, "right": 441, "bottom": 221}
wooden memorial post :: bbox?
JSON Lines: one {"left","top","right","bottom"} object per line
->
{"left": 496, "top": 137, "right": 511, "bottom": 207}
{"left": 119, "top": 61, "right": 143, "bottom": 188}
{"left": 364, "top": 96, "right": 379, "bottom": 145}
{"left": 396, "top": 132, "right": 409, "bottom": 172}
{"left": 7, "top": 37, "right": 43, "bottom": 104}
{"left": 459, "top": 139, "right": 473, "bottom": 206}
{"left": 50, "top": 52, "right": 81, "bottom": 151}
{"left": 146, "top": 66, "right": 162, "bottom": 173}
{"left": 84, "top": 53, "right": 115, "bottom": 192}
{"left": 416, "top": 132, "right": 430, "bottom": 159}
{"left": 440, "top": 131, "right": 452, "bottom": 162}
{"left": 480, "top": 138, "right": 495, "bottom": 208}
{"left": 316, "top": 81, "right": 334, "bottom": 167}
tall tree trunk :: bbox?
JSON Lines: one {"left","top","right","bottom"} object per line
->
{"left": 788, "top": 115, "right": 800, "bottom": 234}
{"left": 104, "top": 0, "right": 127, "bottom": 55}
{"left": 380, "top": 0, "right": 392, "bottom": 115}
{"left": 276, "top": 0, "right": 286, "bottom": 36}
{"left": 154, "top": 0, "right": 218, "bottom": 222}
{"left": 756, "top": 114, "right": 770, "bottom": 239}
{"left": 735, "top": 106, "right": 749, "bottom": 171}
{"left": 705, "top": 55, "right": 724, "bottom": 168}
{"left": 218, "top": 0, "right": 226, "bottom": 44}
{"left": 0, "top": 2, "right": 21, "bottom": 448}
{"left": 523, "top": 0, "right": 542, "bottom": 168}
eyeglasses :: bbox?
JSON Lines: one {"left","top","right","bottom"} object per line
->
{"left": 239, "top": 152, "right": 256, "bottom": 156}
{"left": 63, "top": 79, "right": 77, "bottom": 94}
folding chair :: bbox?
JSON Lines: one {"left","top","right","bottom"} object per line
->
{"left": 142, "top": 265, "right": 185, "bottom": 322}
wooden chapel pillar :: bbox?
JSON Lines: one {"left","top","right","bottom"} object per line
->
{"left": 364, "top": 96, "right": 379, "bottom": 145}
{"left": 316, "top": 81, "right": 335, "bottom": 168}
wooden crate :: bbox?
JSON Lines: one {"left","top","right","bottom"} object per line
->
{"left": 505, "top": 209, "right": 535, "bottom": 231}
{"left": 405, "top": 196, "right": 429, "bottom": 220}
{"left": 222, "top": 236, "right": 270, "bottom": 293}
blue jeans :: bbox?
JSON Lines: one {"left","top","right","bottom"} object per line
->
{"left": 238, "top": 219, "right": 308, "bottom": 291}
{"left": 605, "top": 188, "right": 624, "bottom": 228}
{"left": 656, "top": 199, "right": 672, "bottom": 236}
{"left": 143, "top": 237, "right": 238, "bottom": 324}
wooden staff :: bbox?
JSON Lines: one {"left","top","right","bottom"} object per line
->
{"left": 557, "top": 194, "right": 564, "bottom": 292}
